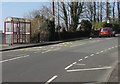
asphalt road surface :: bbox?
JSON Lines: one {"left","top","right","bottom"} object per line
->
{"left": 1, "top": 37, "right": 119, "bottom": 83}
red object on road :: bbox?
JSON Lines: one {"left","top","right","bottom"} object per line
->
{"left": 99, "top": 27, "right": 114, "bottom": 37}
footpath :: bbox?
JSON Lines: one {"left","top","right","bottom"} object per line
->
{"left": 0, "top": 37, "right": 88, "bottom": 51}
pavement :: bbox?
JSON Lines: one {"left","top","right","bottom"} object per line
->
{"left": 0, "top": 37, "right": 88, "bottom": 51}
{"left": 1, "top": 37, "right": 119, "bottom": 83}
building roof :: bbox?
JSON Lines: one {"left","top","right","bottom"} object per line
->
{"left": 5, "top": 17, "right": 31, "bottom": 22}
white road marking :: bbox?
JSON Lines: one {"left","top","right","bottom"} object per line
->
{"left": 96, "top": 52, "right": 100, "bottom": 55}
{"left": 0, "top": 55, "right": 30, "bottom": 63}
{"left": 45, "top": 75, "right": 58, "bottom": 84}
{"left": 8, "top": 56, "right": 23, "bottom": 61}
{"left": 111, "top": 47, "right": 114, "bottom": 49}
{"left": 74, "top": 63, "right": 86, "bottom": 66}
{"left": 90, "top": 54, "right": 94, "bottom": 56}
{"left": 115, "top": 46, "right": 118, "bottom": 48}
{"left": 0, "top": 59, "right": 9, "bottom": 63}
{"left": 65, "top": 64, "right": 73, "bottom": 70}
{"left": 65, "top": 62, "right": 76, "bottom": 70}
{"left": 73, "top": 62, "right": 77, "bottom": 64}
{"left": 79, "top": 59, "right": 83, "bottom": 61}
{"left": 100, "top": 51, "right": 104, "bottom": 53}
{"left": 34, "top": 48, "right": 61, "bottom": 53}
{"left": 108, "top": 48, "right": 111, "bottom": 50}
{"left": 23, "top": 55, "right": 30, "bottom": 57}
{"left": 67, "top": 66, "right": 112, "bottom": 72}
{"left": 84, "top": 56, "right": 88, "bottom": 59}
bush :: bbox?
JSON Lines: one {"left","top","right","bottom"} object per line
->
{"left": 110, "top": 22, "right": 120, "bottom": 33}
{"left": 80, "top": 20, "right": 92, "bottom": 36}
{"left": 94, "top": 22, "right": 120, "bottom": 33}
{"left": 54, "top": 31, "right": 90, "bottom": 41}
{"left": 94, "top": 22, "right": 106, "bottom": 30}
{"left": 80, "top": 20, "right": 92, "bottom": 31}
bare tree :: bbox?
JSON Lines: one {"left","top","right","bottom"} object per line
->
{"left": 84, "top": 2, "right": 94, "bottom": 22}
{"left": 117, "top": 0, "right": 120, "bottom": 22}
{"left": 112, "top": 1, "right": 115, "bottom": 21}
{"left": 100, "top": 2, "right": 104, "bottom": 22}
{"left": 97, "top": 2, "right": 100, "bottom": 22}
{"left": 24, "top": 5, "right": 52, "bottom": 20}
{"left": 93, "top": 2, "right": 96, "bottom": 22}
{"left": 61, "top": 2, "right": 69, "bottom": 31}
{"left": 106, "top": 0, "right": 111, "bottom": 22}
{"left": 69, "top": 2, "right": 84, "bottom": 31}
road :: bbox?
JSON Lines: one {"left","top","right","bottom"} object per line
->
{"left": 1, "top": 37, "right": 119, "bottom": 83}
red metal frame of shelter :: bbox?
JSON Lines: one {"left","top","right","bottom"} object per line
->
{"left": 4, "top": 17, "right": 31, "bottom": 44}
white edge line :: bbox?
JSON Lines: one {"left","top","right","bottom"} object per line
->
{"left": 0, "top": 55, "right": 30, "bottom": 63}
{"left": 74, "top": 64, "right": 86, "bottom": 66}
{"left": 67, "top": 67, "right": 112, "bottom": 72}
{"left": 111, "top": 47, "right": 114, "bottom": 49}
{"left": 100, "top": 51, "right": 104, "bottom": 53}
{"left": 96, "top": 52, "right": 99, "bottom": 54}
{"left": 45, "top": 75, "right": 58, "bottom": 84}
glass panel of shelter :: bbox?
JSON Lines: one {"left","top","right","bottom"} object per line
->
{"left": 26, "top": 24, "right": 30, "bottom": 43}
{"left": 13, "top": 23, "right": 18, "bottom": 43}
{"left": 6, "top": 23, "right": 12, "bottom": 32}
{"left": 6, "top": 23, "right": 12, "bottom": 44}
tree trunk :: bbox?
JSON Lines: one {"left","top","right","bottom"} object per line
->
{"left": 100, "top": 2, "right": 103, "bottom": 22}
{"left": 61, "top": 2, "right": 68, "bottom": 31}
{"left": 97, "top": 2, "right": 100, "bottom": 22}
{"left": 118, "top": 1, "right": 120, "bottom": 22}
{"left": 112, "top": 1, "right": 115, "bottom": 21}
{"left": 93, "top": 2, "right": 96, "bottom": 22}
{"left": 106, "top": 0, "right": 109, "bottom": 21}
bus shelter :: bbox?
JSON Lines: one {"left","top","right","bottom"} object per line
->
{"left": 4, "top": 17, "right": 31, "bottom": 44}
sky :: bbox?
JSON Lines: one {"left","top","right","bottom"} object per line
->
{"left": 1, "top": 2, "right": 51, "bottom": 31}
{"left": 0, "top": 0, "right": 118, "bottom": 31}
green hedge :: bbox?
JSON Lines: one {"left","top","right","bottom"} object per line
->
{"left": 94, "top": 22, "right": 120, "bottom": 33}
